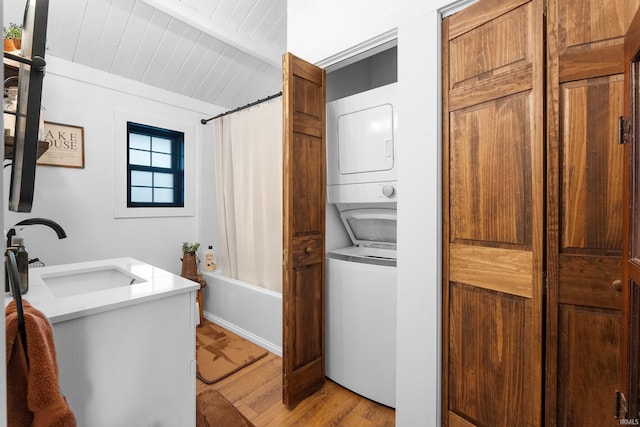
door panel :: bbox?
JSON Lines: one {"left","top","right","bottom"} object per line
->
{"left": 449, "top": 93, "right": 533, "bottom": 246}
{"left": 443, "top": 1, "right": 544, "bottom": 425}
{"left": 558, "top": 255, "right": 622, "bottom": 309}
{"left": 555, "top": 76, "right": 624, "bottom": 378}
{"left": 623, "top": 5, "right": 640, "bottom": 420}
{"left": 446, "top": 1, "right": 636, "bottom": 425}
{"left": 560, "top": 76, "right": 624, "bottom": 253}
{"left": 448, "top": 283, "right": 531, "bottom": 426}
{"left": 557, "top": 305, "right": 621, "bottom": 425}
{"left": 448, "top": 1, "right": 534, "bottom": 111}
{"left": 547, "top": 1, "right": 637, "bottom": 424}
{"left": 282, "top": 52, "right": 326, "bottom": 409}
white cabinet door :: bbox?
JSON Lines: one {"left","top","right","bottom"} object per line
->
{"left": 53, "top": 291, "right": 196, "bottom": 427}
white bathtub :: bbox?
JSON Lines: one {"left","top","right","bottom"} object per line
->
{"left": 200, "top": 271, "right": 282, "bottom": 356}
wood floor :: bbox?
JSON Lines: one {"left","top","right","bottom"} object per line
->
{"left": 196, "top": 320, "right": 396, "bottom": 426}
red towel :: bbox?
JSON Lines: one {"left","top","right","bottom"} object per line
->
{"left": 6, "top": 299, "right": 76, "bottom": 427}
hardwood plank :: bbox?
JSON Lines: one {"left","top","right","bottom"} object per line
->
{"left": 450, "top": 244, "right": 533, "bottom": 298}
{"left": 449, "top": 411, "right": 477, "bottom": 427}
{"left": 447, "top": 0, "right": 528, "bottom": 40}
{"left": 448, "top": 65, "right": 532, "bottom": 111}
{"left": 344, "top": 399, "right": 396, "bottom": 427}
{"left": 196, "top": 320, "right": 395, "bottom": 426}
{"left": 556, "top": 0, "right": 640, "bottom": 82}
{"left": 558, "top": 254, "right": 622, "bottom": 310}
{"left": 559, "top": 45, "right": 624, "bottom": 82}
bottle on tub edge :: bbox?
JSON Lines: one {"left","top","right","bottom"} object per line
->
{"left": 204, "top": 245, "right": 217, "bottom": 272}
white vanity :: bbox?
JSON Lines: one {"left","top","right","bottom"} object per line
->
{"left": 8, "top": 257, "right": 199, "bottom": 426}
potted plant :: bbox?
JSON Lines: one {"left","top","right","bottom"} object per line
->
{"left": 181, "top": 242, "right": 200, "bottom": 280}
{"left": 3, "top": 23, "right": 22, "bottom": 52}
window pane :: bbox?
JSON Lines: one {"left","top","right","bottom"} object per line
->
{"left": 127, "top": 122, "right": 184, "bottom": 208}
{"left": 152, "top": 152, "right": 172, "bottom": 168}
{"left": 154, "top": 188, "right": 174, "bottom": 203}
{"left": 131, "top": 170, "right": 152, "bottom": 186}
{"left": 130, "top": 149, "right": 150, "bottom": 166}
{"left": 152, "top": 137, "right": 172, "bottom": 154}
{"left": 131, "top": 187, "right": 152, "bottom": 203}
{"left": 154, "top": 172, "right": 174, "bottom": 188}
{"left": 130, "top": 133, "right": 150, "bottom": 150}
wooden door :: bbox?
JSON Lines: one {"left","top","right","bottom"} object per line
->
{"left": 622, "top": 7, "right": 640, "bottom": 421}
{"left": 546, "top": 0, "right": 638, "bottom": 425}
{"left": 281, "top": 52, "right": 326, "bottom": 408}
{"left": 442, "top": 1, "right": 545, "bottom": 425}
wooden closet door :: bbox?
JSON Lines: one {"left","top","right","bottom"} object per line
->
{"left": 621, "top": 7, "right": 640, "bottom": 420}
{"left": 281, "top": 52, "right": 326, "bottom": 409}
{"left": 546, "top": 1, "right": 640, "bottom": 425}
{"left": 442, "top": 1, "right": 545, "bottom": 425}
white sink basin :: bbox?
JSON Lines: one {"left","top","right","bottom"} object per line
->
{"left": 41, "top": 266, "right": 144, "bottom": 298}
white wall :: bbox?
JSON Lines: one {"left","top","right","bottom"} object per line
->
{"left": 288, "top": 0, "right": 434, "bottom": 64}
{"left": 4, "top": 1, "right": 23, "bottom": 25}
{"left": 396, "top": 11, "right": 443, "bottom": 426}
{"left": 288, "top": 0, "right": 466, "bottom": 425}
{"left": 4, "top": 57, "right": 224, "bottom": 274}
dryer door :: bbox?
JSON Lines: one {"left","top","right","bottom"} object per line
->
{"left": 337, "top": 103, "right": 394, "bottom": 175}
{"left": 327, "top": 83, "right": 398, "bottom": 186}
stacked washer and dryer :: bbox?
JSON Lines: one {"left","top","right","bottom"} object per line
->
{"left": 325, "top": 83, "right": 398, "bottom": 408}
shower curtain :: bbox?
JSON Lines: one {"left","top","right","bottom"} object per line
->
{"left": 212, "top": 98, "right": 283, "bottom": 293}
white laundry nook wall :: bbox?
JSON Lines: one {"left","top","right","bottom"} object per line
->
{"left": 288, "top": 0, "right": 466, "bottom": 425}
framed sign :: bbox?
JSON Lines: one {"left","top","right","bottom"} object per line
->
{"left": 37, "top": 121, "right": 85, "bottom": 168}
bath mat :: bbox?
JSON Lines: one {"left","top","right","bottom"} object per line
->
{"left": 196, "top": 322, "right": 268, "bottom": 384}
{"left": 196, "top": 389, "right": 254, "bottom": 427}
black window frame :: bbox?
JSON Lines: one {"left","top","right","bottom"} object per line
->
{"left": 126, "top": 122, "right": 185, "bottom": 208}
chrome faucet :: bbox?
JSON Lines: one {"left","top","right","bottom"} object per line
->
{"left": 6, "top": 217, "right": 67, "bottom": 248}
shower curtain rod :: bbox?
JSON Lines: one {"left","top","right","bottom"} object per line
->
{"left": 200, "top": 91, "right": 282, "bottom": 124}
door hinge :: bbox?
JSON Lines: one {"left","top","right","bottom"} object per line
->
{"left": 619, "top": 116, "right": 632, "bottom": 145}
{"left": 615, "top": 389, "right": 628, "bottom": 419}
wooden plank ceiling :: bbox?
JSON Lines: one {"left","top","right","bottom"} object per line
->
{"left": 10, "top": 0, "right": 286, "bottom": 109}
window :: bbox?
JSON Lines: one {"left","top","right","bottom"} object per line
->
{"left": 127, "top": 122, "right": 184, "bottom": 208}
